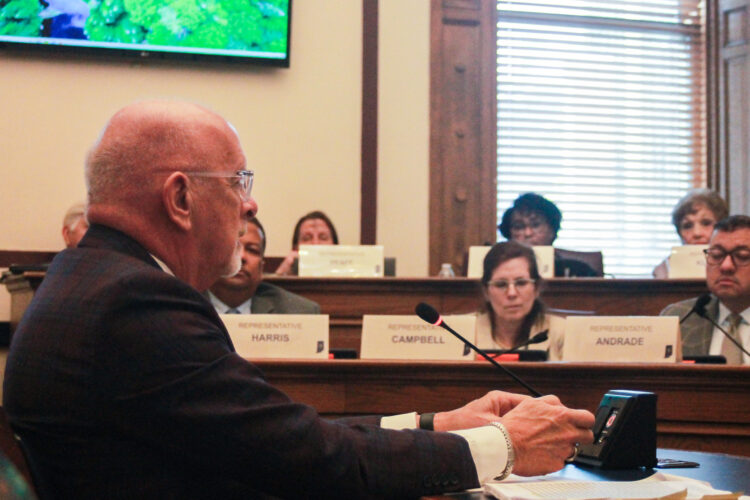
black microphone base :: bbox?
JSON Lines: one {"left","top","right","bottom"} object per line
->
{"left": 574, "top": 390, "right": 657, "bottom": 469}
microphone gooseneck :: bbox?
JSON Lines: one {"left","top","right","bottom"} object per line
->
{"left": 680, "top": 293, "right": 711, "bottom": 325}
{"left": 415, "top": 302, "right": 542, "bottom": 397}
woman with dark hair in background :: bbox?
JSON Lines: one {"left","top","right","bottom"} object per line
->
{"left": 475, "top": 241, "right": 563, "bottom": 360}
{"left": 499, "top": 193, "right": 598, "bottom": 277}
{"left": 652, "top": 189, "right": 729, "bottom": 278}
{"left": 275, "top": 210, "right": 339, "bottom": 275}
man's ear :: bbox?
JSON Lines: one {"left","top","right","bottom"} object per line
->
{"left": 162, "top": 172, "right": 192, "bottom": 232}
{"left": 62, "top": 226, "right": 72, "bottom": 247}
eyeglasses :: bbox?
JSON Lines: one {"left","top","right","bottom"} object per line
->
{"left": 703, "top": 247, "right": 750, "bottom": 267}
{"left": 184, "top": 170, "right": 254, "bottom": 198}
{"left": 487, "top": 278, "right": 536, "bottom": 291}
{"left": 509, "top": 219, "right": 548, "bottom": 233}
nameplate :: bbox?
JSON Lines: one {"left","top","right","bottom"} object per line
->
{"left": 668, "top": 245, "right": 708, "bottom": 279}
{"left": 467, "top": 245, "right": 553, "bottom": 279}
{"left": 220, "top": 314, "right": 329, "bottom": 359}
{"left": 298, "top": 245, "right": 384, "bottom": 277}
{"left": 360, "top": 315, "right": 476, "bottom": 360}
{"left": 562, "top": 316, "right": 680, "bottom": 363}
{"left": 467, "top": 246, "right": 491, "bottom": 278}
{"left": 533, "top": 246, "right": 555, "bottom": 279}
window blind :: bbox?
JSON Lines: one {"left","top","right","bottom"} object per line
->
{"left": 496, "top": 0, "right": 706, "bottom": 277}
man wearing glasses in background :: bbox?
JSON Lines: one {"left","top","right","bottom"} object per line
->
{"left": 4, "top": 100, "right": 593, "bottom": 498}
{"left": 661, "top": 215, "right": 750, "bottom": 365}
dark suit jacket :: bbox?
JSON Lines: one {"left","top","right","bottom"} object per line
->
{"left": 3, "top": 224, "right": 477, "bottom": 499}
{"left": 660, "top": 295, "right": 719, "bottom": 356}
{"left": 251, "top": 282, "right": 320, "bottom": 314}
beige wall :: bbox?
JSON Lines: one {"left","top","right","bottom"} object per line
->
{"left": 0, "top": 1, "right": 432, "bottom": 320}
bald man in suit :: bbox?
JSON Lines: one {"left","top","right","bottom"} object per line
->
{"left": 4, "top": 100, "right": 593, "bottom": 498}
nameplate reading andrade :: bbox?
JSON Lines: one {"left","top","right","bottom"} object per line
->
{"left": 298, "top": 244, "right": 385, "bottom": 277}
{"left": 360, "top": 315, "right": 476, "bottom": 360}
{"left": 668, "top": 245, "right": 708, "bottom": 279}
{"left": 220, "top": 314, "right": 329, "bottom": 359}
{"left": 562, "top": 316, "right": 681, "bottom": 363}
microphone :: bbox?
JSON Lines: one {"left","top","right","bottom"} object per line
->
{"left": 415, "top": 302, "right": 542, "bottom": 397}
{"left": 693, "top": 296, "right": 750, "bottom": 360}
{"left": 499, "top": 330, "right": 548, "bottom": 354}
{"left": 680, "top": 293, "right": 711, "bottom": 324}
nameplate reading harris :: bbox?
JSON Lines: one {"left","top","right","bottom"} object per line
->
{"left": 360, "top": 315, "right": 476, "bottom": 360}
{"left": 220, "top": 314, "right": 329, "bottom": 359}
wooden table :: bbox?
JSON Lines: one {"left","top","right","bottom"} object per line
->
{"left": 254, "top": 359, "right": 750, "bottom": 457}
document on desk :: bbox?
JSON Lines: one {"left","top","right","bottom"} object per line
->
{"left": 483, "top": 472, "right": 739, "bottom": 500}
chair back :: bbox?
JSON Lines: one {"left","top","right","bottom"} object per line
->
{"left": 0, "top": 408, "right": 38, "bottom": 498}
{"left": 555, "top": 248, "right": 604, "bottom": 276}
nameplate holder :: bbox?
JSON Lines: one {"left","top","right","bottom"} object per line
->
{"left": 220, "top": 314, "right": 329, "bottom": 359}
{"left": 562, "top": 316, "right": 681, "bottom": 363}
{"left": 668, "top": 245, "right": 708, "bottom": 279}
{"left": 360, "top": 314, "right": 476, "bottom": 360}
{"left": 298, "top": 245, "right": 384, "bottom": 277}
{"left": 532, "top": 246, "right": 555, "bottom": 279}
{"left": 467, "top": 245, "right": 554, "bottom": 279}
{"left": 467, "top": 246, "right": 491, "bottom": 278}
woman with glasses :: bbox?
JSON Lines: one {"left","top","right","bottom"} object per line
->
{"left": 653, "top": 189, "right": 728, "bottom": 278}
{"left": 475, "top": 241, "right": 563, "bottom": 360}
{"left": 498, "top": 193, "right": 599, "bottom": 277}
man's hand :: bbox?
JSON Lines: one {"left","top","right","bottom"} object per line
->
{"left": 433, "top": 391, "right": 594, "bottom": 477}
{"left": 274, "top": 250, "right": 299, "bottom": 275}
{"left": 501, "top": 395, "right": 595, "bottom": 476}
{"left": 433, "top": 390, "right": 530, "bottom": 431}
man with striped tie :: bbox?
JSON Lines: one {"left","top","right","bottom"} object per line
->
{"left": 661, "top": 215, "right": 750, "bottom": 364}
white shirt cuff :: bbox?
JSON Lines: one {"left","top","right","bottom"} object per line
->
{"left": 449, "top": 426, "right": 509, "bottom": 483}
{"left": 381, "top": 412, "right": 418, "bottom": 430}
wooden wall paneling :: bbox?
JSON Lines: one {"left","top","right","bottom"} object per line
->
{"left": 361, "top": 0, "right": 378, "bottom": 245}
{"left": 719, "top": 0, "right": 750, "bottom": 213}
{"left": 429, "top": 1, "right": 496, "bottom": 276}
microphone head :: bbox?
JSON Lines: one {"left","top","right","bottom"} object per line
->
{"left": 415, "top": 302, "right": 442, "bottom": 325}
{"left": 528, "top": 330, "right": 549, "bottom": 345}
{"left": 694, "top": 293, "right": 711, "bottom": 317}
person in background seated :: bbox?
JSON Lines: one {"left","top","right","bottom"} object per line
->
{"left": 274, "top": 210, "right": 339, "bottom": 275}
{"left": 61, "top": 202, "right": 89, "bottom": 248}
{"left": 498, "top": 193, "right": 598, "bottom": 277}
{"left": 3, "top": 100, "right": 594, "bottom": 497}
{"left": 208, "top": 216, "right": 320, "bottom": 314}
{"left": 660, "top": 215, "right": 750, "bottom": 364}
{"left": 475, "top": 241, "right": 563, "bottom": 360}
{"left": 652, "top": 189, "right": 729, "bottom": 278}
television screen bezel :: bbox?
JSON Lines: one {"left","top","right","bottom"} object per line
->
{"left": 0, "top": 0, "right": 292, "bottom": 68}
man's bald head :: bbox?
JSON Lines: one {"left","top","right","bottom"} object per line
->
{"left": 81, "top": 100, "right": 257, "bottom": 290}
{"left": 85, "top": 100, "right": 239, "bottom": 206}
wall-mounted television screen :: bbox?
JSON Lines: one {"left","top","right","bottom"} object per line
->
{"left": 0, "top": 0, "right": 291, "bottom": 67}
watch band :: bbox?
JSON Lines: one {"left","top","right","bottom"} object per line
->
{"left": 418, "top": 412, "right": 435, "bottom": 431}
{"left": 488, "top": 421, "right": 515, "bottom": 480}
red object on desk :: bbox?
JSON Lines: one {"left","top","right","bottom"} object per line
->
{"left": 479, "top": 353, "right": 520, "bottom": 362}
